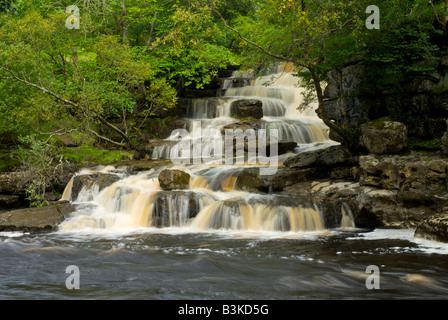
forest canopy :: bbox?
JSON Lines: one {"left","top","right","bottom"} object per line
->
{"left": 0, "top": 0, "right": 446, "bottom": 169}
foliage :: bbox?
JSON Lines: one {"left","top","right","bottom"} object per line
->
{"left": 211, "top": 0, "right": 445, "bottom": 151}
{"left": 61, "top": 145, "right": 133, "bottom": 164}
{"left": 14, "top": 134, "right": 62, "bottom": 207}
{"left": 409, "top": 137, "right": 443, "bottom": 151}
{"left": 0, "top": 0, "right": 445, "bottom": 161}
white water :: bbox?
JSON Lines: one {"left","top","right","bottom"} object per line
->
{"left": 152, "top": 62, "right": 336, "bottom": 160}
{"left": 58, "top": 63, "right": 348, "bottom": 234}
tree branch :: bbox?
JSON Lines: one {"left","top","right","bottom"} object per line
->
{"left": 211, "top": 8, "right": 307, "bottom": 69}
{"left": 87, "top": 129, "right": 127, "bottom": 147}
{"left": 95, "top": 114, "right": 132, "bottom": 146}
{"left": 0, "top": 65, "right": 79, "bottom": 108}
{"left": 0, "top": 64, "right": 132, "bottom": 148}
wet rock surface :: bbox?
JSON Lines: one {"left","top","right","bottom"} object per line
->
{"left": 71, "top": 173, "right": 121, "bottom": 201}
{"left": 415, "top": 214, "right": 448, "bottom": 243}
{"left": 284, "top": 145, "right": 356, "bottom": 169}
{"left": 0, "top": 201, "right": 77, "bottom": 232}
{"left": 230, "top": 99, "right": 264, "bottom": 119}
{"left": 158, "top": 169, "right": 191, "bottom": 191}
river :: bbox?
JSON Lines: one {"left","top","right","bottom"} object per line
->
{"left": 1, "top": 227, "right": 448, "bottom": 299}
{"left": 2, "top": 63, "right": 447, "bottom": 301}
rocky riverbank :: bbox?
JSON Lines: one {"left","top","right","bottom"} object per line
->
{"left": 1, "top": 141, "right": 448, "bottom": 241}
{"left": 1, "top": 61, "right": 447, "bottom": 242}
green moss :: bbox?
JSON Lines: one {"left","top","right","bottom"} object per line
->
{"left": 231, "top": 114, "right": 255, "bottom": 120}
{"left": 409, "top": 137, "right": 442, "bottom": 151}
{"left": 61, "top": 146, "right": 133, "bottom": 164}
{"left": 366, "top": 117, "right": 393, "bottom": 129}
{"left": 161, "top": 116, "right": 174, "bottom": 127}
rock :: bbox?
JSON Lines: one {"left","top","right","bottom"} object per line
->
{"left": 141, "top": 118, "right": 191, "bottom": 140}
{"left": 231, "top": 140, "right": 297, "bottom": 157}
{"left": 323, "top": 59, "right": 448, "bottom": 140}
{"left": 0, "top": 194, "right": 22, "bottom": 210}
{"left": 442, "top": 120, "right": 448, "bottom": 155}
{"left": 234, "top": 168, "right": 265, "bottom": 193}
{"left": 330, "top": 166, "right": 358, "bottom": 180}
{"left": 0, "top": 163, "right": 80, "bottom": 196}
{"left": 115, "top": 159, "right": 172, "bottom": 172}
{"left": 284, "top": 145, "right": 356, "bottom": 169}
{"left": 0, "top": 202, "right": 77, "bottom": 232}
{"left": 71, "top": 173, "right": 121, "bottom": 201}
{"left": 158, "top": 169, "right": 190, "bottom": 190}
{"left": 230, "top": 99, "right": 263, "bottom": 119}
{"left": 443, "top": 132, "right": 448, "bottom": 155}
{"left": 398, "top": 190, "right": 447, "bottom": 208}
{"left": 357, "top": 153, "right": 448, "bottom": 227}
{"left": 361, "top": 120, "right": 408, "bottom": 154}
{"left": 135, "top": 140, "right": 180, "bottom": 160}
{"left": 152, "top": 191, "right": 207, "bottom": 227}
{"left": 231, "top": 166, "right": 331, "bottom": 193}
{"left": 322, "top": 64, "right": 379, "bottom": 126}
{"left": 256, "top": 141, "right": 297, "bottom": 156}
{"left": 359, "top": 155, "right": 401, "bottom": 189}
{"left": 221, "top": 119, "right": 265, "bottom": 135}
{"left": 415, "top": 214, "right": 448, "bottom": 243}
{"left": 0, "top": 171, "right": 32, "bottom": 195}
{"left": 276, "top": 141, "right": 298, "bottom": 155}
{"left": 360, "top": 153, "right": 448, "bottom": 195}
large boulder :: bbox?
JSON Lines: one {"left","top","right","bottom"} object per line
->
{"left": 158, "top": 169, "right": 190, "bottom": 191}
{"left": 359, "top": 155, "right": 401, "bottom": 190}
{"left": 415, "top": 214, "right": 448, "bottom": 243}
{"left": 0, "top": 202, "right": 77, "bottom": 232}
{"left": 230, "top": 99, "right": 264, "bottom": 119}
{"left": 220, "top": 119, "right": 265, "bottom": 138}
{"left": 359, "top": 153, "right": 448, "bottom": 194}
{"left": 283, "top": 145, "right": 356, "bottom": 169}
{"left": 361, "top": 120, "right": 408, "bottom": 154}
{"left": 0, "top": 172, "right": 29, "bottom": 195}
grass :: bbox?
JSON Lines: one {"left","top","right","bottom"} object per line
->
{"left": 61, "top": 145, "right": 133, "bottom": 164}
{"left": 409, "top": 137, "right": 442, "bottom": 151}
{"left": 366, "top": 117, "right": 393, "bottom": 129}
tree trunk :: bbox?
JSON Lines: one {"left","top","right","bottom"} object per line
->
{"left": 308, "top": 64, "right": 359, "bottom": 152}
{"left": 146, "top": 10, "right": 158, "bottom": 48}
{"left": 120, "top": 0, "right": 129, "bottom": 43}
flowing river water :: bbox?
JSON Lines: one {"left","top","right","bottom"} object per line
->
{"left": 1, "top": 63, "right": 448, "bottom": 300}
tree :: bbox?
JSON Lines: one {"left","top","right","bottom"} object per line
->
{"left": 210, "top": 0, "right": 444, "bottom": 151}
{"left": 0, "top": 10, "right": 155, "bottom": 148}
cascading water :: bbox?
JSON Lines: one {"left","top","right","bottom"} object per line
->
{"left": 58, "top": 62, "right": 344, "bottom": 234}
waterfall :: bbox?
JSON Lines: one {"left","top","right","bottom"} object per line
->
{"left": 60, "top": 175, "right": 75, "bottom": 201}
{"left": 191, "top": 201, "right": 324, "bottom": 232}
{"left": 58, "top": 63, "right": 344, "bottom": 234}
{"left": 152, "top": 63, "right": 335, "bottom": 161}
{"left": 340, "top": 203, "right": 356, "bottom": 229}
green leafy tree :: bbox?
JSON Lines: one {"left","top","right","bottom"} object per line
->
{"left": 210, "top": 0, "right": 445, "bottom": 151}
